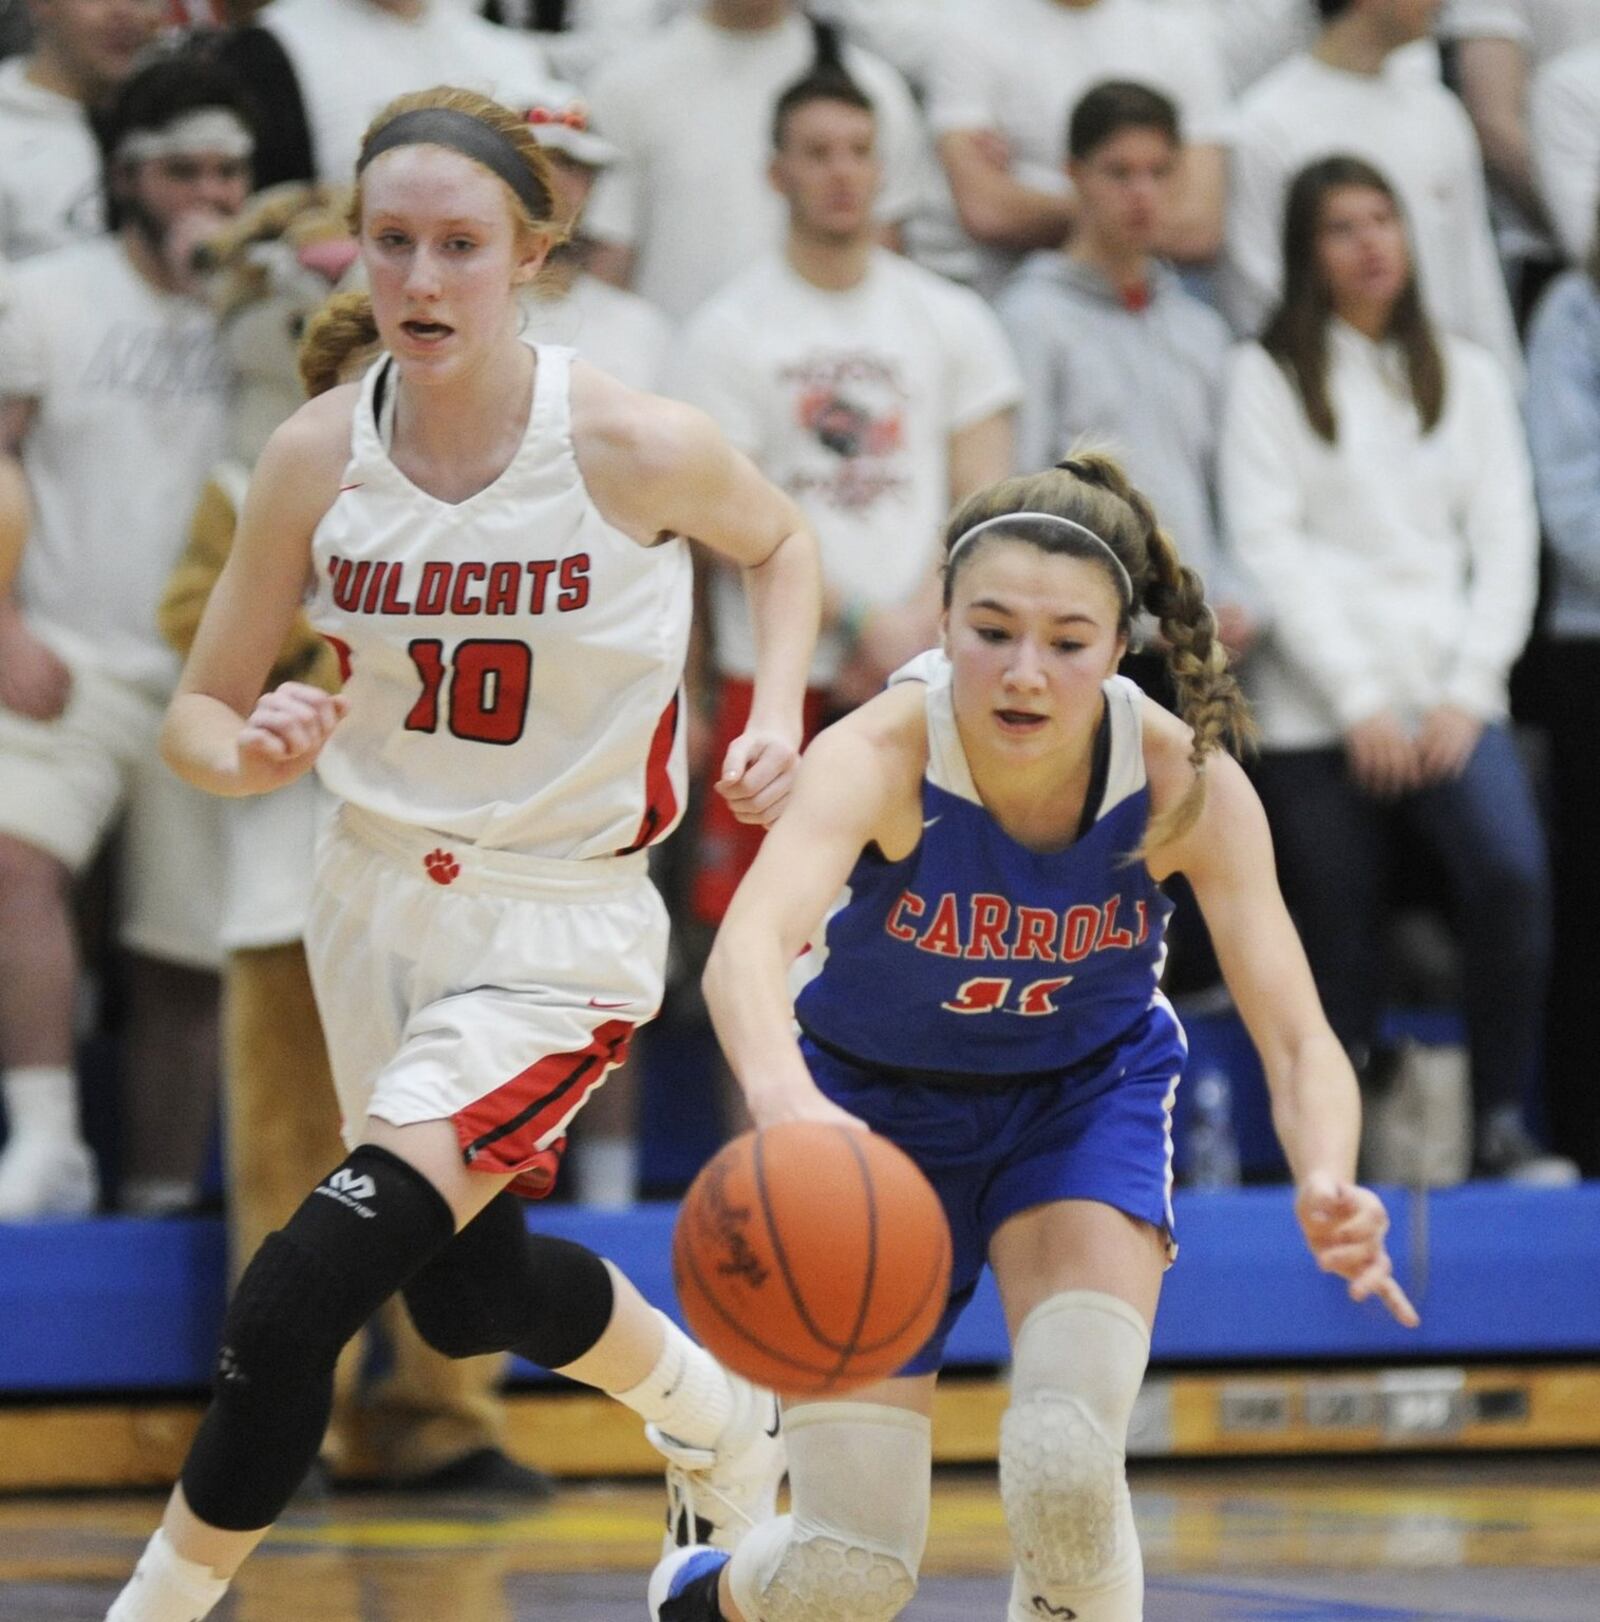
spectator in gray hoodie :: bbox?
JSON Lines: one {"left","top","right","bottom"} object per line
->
{"left": 996, "top": 80, "right": 1253, "bottom": 659}
{"left": 1525, "top": 203, "right": 1600, "bottom": 1176}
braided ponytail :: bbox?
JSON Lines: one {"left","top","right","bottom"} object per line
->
{"left": 297, "top": 289, "right": 380, "bottom": 398}
{"left": 1056, "top": 452, "right": 1254, "bottom": 850}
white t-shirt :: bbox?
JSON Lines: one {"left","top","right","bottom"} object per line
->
{"left": 0, "top": 238, "right": 229, "bottom": 692}
{"left": 1220, "top": 327, "right": 1537, "bottom": 748}
{"left": 0, "top": 58, "right": 104, "bottom": 262}
{"left": 583, "top": 12, "right": 929, "bottom": 322}
{"left": 265, "top": 0, "right": 553, "bottom": 181}
{"left": 671, "top": 248, "right": 1021, "bottom": 684}
{"left": 1531, "top": 41, "right": 1600, "bottom": 262}
{"left": 923, "top": 0, "right": 1231, "bottom": 293}
{"left": 1439, "top": 0, "right": 1600, "bottom": 61}
{"left": 1221, "top": 54, "right": 1522, "bottom": 381}
{"left": 518, "top": 269, "right": 672, "bottom": 391}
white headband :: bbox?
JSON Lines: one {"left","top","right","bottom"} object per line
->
{"left": 947, "top": 511, "right": 1135, "bottom": 606}
{"left": 117, "top": 109, "right": 254, "bottom": 165}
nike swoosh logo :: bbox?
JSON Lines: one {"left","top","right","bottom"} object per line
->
{"left": 764, "top": 1402, "right": 781, "bottom": 1439}
{"left": 338, "top": 482, "right": 364, "bottom": 493}
{"left": 922, "top": 816, "right": 942, "bottom": 829}
{"left": 588, "top": 997, "right": 631, "bottom": 1010}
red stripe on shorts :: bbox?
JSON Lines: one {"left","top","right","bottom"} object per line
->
{"left": 619, "top": 691, "right": 680, "bottom": 853}
{"left": 455, "top": 1020, "right": 634, "bottom": 1195}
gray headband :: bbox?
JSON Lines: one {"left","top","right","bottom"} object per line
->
{"left": 357, "top": 107, "right": 545, "bottom": 219}
{"left": 948, "top": 511, "right": 1135, "bottom": 607}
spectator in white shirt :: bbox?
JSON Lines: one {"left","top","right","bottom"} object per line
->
{"left": 1443, "top": 0, "right": 1600, "bottom": 309}
{"left": 925, "top": 0, "right": 1231, "bottom": 297}
{"left": 1530, "top": 40, "right": 1600, "bottom": 263}
{"left": 515, "top": 88, "right": 672, "bottom": 392}
{"left": 0, "top": 48, "right": 256, "bottom": 1219}
{"left": 582, "top": 1, "right": 929, "bottom": 322}
{"left": 671, "top": 61, "right": 1018, "bottom": 924}
{"left": 1221, "top": 154, "right": 1570, "bottom": 1183}
{"left": 0, "top": 0, "right": 165, "bottom": 260}
{"left": 250, "top": 0, "right": 551, "bottom": 183}
{"left": 1222, "top": 0, "right": 1522, "bottom": 380}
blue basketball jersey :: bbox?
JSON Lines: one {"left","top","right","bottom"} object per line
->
{"left": 793, "top": 651, "right": 1182, "bottom": 1080}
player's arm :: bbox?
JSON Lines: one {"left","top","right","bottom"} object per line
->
{"left": 577, "top": 368, "right": 822, "bottom": 827}
{"left": 1148, "top": 716, "right": 1419, "bottom": 1327}
{"left": 160, "top": 393, "right": 352, "bottom": 798}
{"left": 705, "top": 692, "right": 923, "bottom": 1129}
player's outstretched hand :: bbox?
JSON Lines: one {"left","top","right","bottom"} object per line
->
{"left": 237, "top": 682, "right": 349, "bottom": 791}
{"left": 717, "top": 727, "right": 801, "bottom": 828}
{"left": 1295, "top": 1172, "right": 1420, "bottom": 1328}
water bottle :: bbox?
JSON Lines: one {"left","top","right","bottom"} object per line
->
{"left": 1187, "top": 1068, "right": 1241, "bottom": 1188}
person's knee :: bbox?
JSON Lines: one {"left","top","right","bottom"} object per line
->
{"left": 218, "top": 1145, "right": 457, "bottom": 1396}
{"left": 402, "top": 1195, "right": 615, "bottom": 1366}
{"left": 180, "top": 1145, "right": 458, "bottom": 1531}
{"left": 1000, "top": 1291, "right": 1148, "bottom": 1592}
{"left": 728, "top": 1401, "right": 930, "bottom": 1622}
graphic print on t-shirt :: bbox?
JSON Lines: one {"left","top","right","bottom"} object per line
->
{"left": 785, "top": 351, "right": 908, "bottom": 513}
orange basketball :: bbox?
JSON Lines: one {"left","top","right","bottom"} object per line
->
{"left": 673, "top": 1121, "right": 952, "bottom": 1397}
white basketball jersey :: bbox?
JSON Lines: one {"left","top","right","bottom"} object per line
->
{"left": 306, "top": 345, "right": 693, "bottom": 860}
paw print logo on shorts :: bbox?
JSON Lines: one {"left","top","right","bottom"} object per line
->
{"left": 424, "top": 848, "right": 461, "bottom": 886}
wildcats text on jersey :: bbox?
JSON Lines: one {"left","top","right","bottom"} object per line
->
{"left": 326, "top": 553, "right": 591, "bottom": 618}
{"left": 885, "top": 889, "right": 1151, "bottom": 963}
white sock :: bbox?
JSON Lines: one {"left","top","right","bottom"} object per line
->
{"left": 2, "top": 1065, "right": 80, "bottom": 1147}
{"left": 106, "top": 1528, "right": 229, "bottom": 1622}
{"left": 571, "top": 1137, "right": 636, "bottom": 1209}
{"left": 610, "top": 1311, "right": 732, "bottom": 1450}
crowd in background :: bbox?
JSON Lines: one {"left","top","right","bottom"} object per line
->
{"left": 2, "top": 0, "right": 1599, "bottom": 1246}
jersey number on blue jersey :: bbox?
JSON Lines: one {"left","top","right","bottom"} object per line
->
{"left": 404, "top": 638, "right": 532, "bottom": 747}
{"left": 943, "top": 975, "right": 1074, "bottom": 1017}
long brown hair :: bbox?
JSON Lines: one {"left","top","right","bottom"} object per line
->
{"left": 943, "top": 454, "right": 1255, "bottom": 853}
{"left": 1261, "top": 155, "right": 1444, "bottom": 443}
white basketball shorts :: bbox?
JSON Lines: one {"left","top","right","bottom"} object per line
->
{"left": 304, "top": 804, "right": 667, "bottom": 1199}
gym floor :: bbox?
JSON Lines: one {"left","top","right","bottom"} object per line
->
{"left": 4, "top": 1455, "right": 1597, "bottom": 1619}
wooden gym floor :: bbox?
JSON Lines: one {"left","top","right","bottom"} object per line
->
{"left": 3, "top": 1455, "right": 1598, "bottom": 1620}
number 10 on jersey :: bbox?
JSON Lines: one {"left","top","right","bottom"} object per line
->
{"left": 405, "top": 638, "right": 532, "bottom": 746}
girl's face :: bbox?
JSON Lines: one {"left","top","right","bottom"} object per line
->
{"left": 944, "top": 539, "right": 1127, "bottom": 762}
{"left": 1314, "top": 183, "right": 1410, "bottom": 320}
{"left": 359, "top": 144, "right": 548, "bottom": 378}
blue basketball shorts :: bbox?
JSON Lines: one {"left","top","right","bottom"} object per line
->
{"left": 801, "top": 1009, "right": 1183, "bottom": 1375}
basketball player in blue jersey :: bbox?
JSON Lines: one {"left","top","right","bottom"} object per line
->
{"left": 105, "top": 86, "right": 819, "bottom": 1622}
{"left": 651, "top": 453, "right": 1418, "bottom": 1622}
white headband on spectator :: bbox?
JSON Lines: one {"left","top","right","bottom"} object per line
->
{"left": 947, "top": 511, "right": 1134, "bottom": 606}
{"left": 117, "top": 109, "right": 254, "bottom": 164}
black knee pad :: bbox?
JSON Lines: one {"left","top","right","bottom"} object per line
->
{"left": 403, "top": 1192, "right": 615, "bottom": 1369}
{"left": 182, "top": 1144, "right": 455, "bottom": 1530}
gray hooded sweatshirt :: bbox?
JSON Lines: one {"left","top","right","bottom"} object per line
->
{"left": 995, "top": 252, "right": 1244, "bottom": 605}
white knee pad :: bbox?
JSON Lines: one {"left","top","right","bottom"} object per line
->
{"left": 1000, "top": 1291, "right": 1150, "bottom": 1622}
{"left": 728, "top": 1401, "right": 930, "bottom": 1622}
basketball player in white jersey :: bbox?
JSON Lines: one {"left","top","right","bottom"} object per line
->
{"left": 106, "top": 86, "right": 819, "bottom": 1622}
